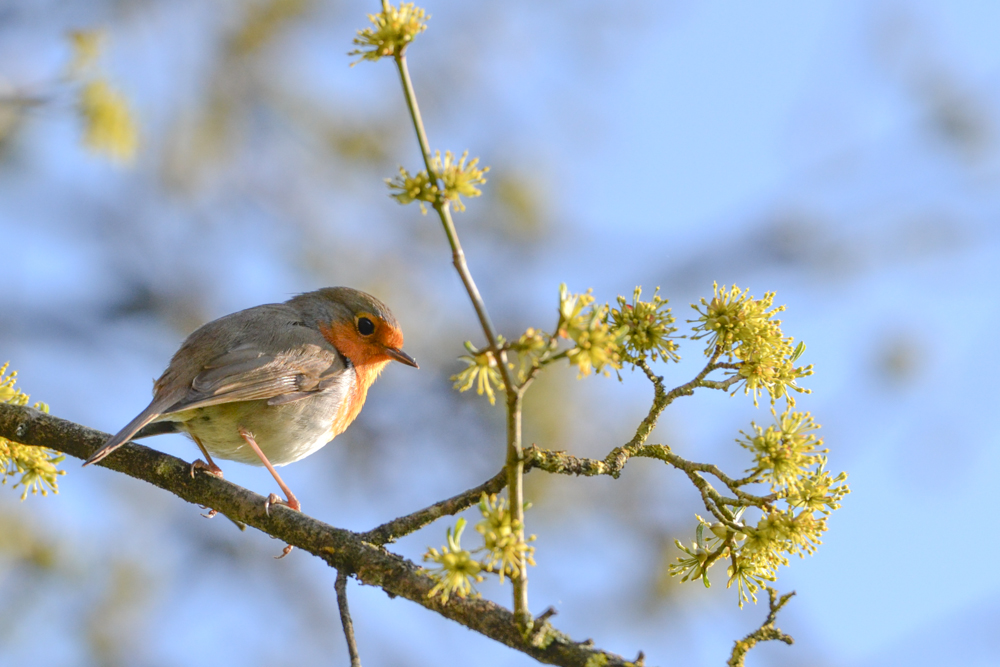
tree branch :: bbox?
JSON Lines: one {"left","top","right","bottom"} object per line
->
{"left": 361, "top": 468, "right": 508, "bottom": 545}
{"left": 727, "top": 587, "right": 795, "bottom": 667}
{"left": 336, "top": 570, "right": 363, "bottom": 667}
{"left": 0, "top": 403, "right": 636, "bottom": 667}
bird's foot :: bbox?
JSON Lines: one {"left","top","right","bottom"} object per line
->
{"left": 199, "top": 506, "right": 218, "bottom": 519}
{"left": 189, "top": 458, "right": 224, "bottom": 479}
{"left": 263, "top": 493, "right": 300, "bottom": 558}
{"left": 264, "top": 492, "right": 301, "bottom": 515}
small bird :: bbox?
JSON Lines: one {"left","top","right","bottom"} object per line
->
{"left": 84, "top": 287, "right": 418, "bottom": 514}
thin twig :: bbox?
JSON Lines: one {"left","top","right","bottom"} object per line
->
{"left": 392, "top": 55, "right": 511, "bottom": 391}
{"left": 336, "top": 571, "right": 363, "bottom": 667}
{"left": 728, "top": 587, "right": 795, "bottom": 667}
{"left": 393, "top": 52, "right": 529, "bottom": 627}
{"left": 361, "top": 468, "right": 508, "bottom": 545}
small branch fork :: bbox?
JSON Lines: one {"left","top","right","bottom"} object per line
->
{"left": 727, "top": 588, "right": 796, "bottom": 667}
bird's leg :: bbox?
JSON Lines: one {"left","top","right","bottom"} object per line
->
{"left": 189, "top": 435, "right": 224, "bottom": 479}
{"left": 238, "top": 426, "right": 301, "bottom": 513}
{"left": 190, "top": 435, "right": 223, "bottom": 519}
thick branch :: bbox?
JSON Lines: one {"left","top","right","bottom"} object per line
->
{"left": 0, "top": 403, "right": 633, "bottom": 667}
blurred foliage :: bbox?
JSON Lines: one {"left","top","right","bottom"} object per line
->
{"left": 0, "top": 512, "right": 59, "bottom": 570}
{"left": 229, "top": 0, "right": 311, "bottom": 56}
{"left": 68, "top": 30, "right": 138, "bottom": 163}
{"left": 77, "top": 79, "right": 138, "bottom": 163}
{"left": 84, "top": 561, "right": 155, "bottom": 667}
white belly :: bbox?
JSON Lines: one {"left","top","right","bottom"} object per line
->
{"left": 165, "top": 392, "right": 344, "bottom": 467}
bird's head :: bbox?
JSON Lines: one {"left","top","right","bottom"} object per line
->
{"left": 291, "top": 287, "right": 418, "bottom": 371}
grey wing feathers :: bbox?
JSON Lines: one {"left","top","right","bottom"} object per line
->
{"left": 164, "top": 343, "right": 344, "bottom": 413}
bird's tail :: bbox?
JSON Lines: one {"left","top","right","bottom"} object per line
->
{"left": 83, "top": 404, "right": 163, "bottom": 467}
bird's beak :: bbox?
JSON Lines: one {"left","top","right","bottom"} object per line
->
{"left": 385, "top": 347, "right": 419, "bottom": 368}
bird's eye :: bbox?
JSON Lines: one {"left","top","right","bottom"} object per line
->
{"left": 357, "top": 317, "right": 376, "bottom": 336}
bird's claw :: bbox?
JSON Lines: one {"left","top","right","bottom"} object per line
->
{"left": 263, "top": 493, "right": 299, "bottom": 558}
{"left": 264, "top": 492, "right": 301, "bottom": 515}
{"left": 189, "top": 459, "right": 224, "bottom": 479}
{"left": 269, "top": 534, "right": 295, "bottom": 559}
{"left": 198, "top": 505, "right": 218, "bottom": 519}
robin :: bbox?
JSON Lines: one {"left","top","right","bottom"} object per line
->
{"left": 84, "top": 287, "right": 418, "bottom": 514}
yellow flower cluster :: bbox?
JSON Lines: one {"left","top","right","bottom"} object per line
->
{"left": 738, "top": 409, "right": 826, "bottom": 489}
{"left": 475, "top": 493, "right": 536, "bottom": 584}
{"left": 557, "top": 284, "right": 623, "bottom": 378}
{"left": 350, "top": 1, "right": 428, "bottom": 63}
{"left": 423, "top": 518, "right": 483, "bottom": 603}
{"left": 451, "top": 343, "right": 503, "bottom": 405}
{"left": 610, "top": 286, "right": 680, "bottom": 365}
{"left": 691, "top": 283, "right": 812, "bottom": 406}
{"left": 670, "top": 410, "right": 849, "bottom": 607}
{"left": 0, "top": 363, "right": 64, "bottom": 501}
{"left": 434, "top": 151, "right": 489, "bottom": 211}
{"left": 423, "top": 494, "right": 536, "bottom": 603}
{"left": 387, "top": 151, "right": 489, "bottom": 214}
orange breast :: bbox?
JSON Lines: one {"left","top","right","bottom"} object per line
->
{"left": 320, "top": 321, "right": 392, "bottom": 436}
